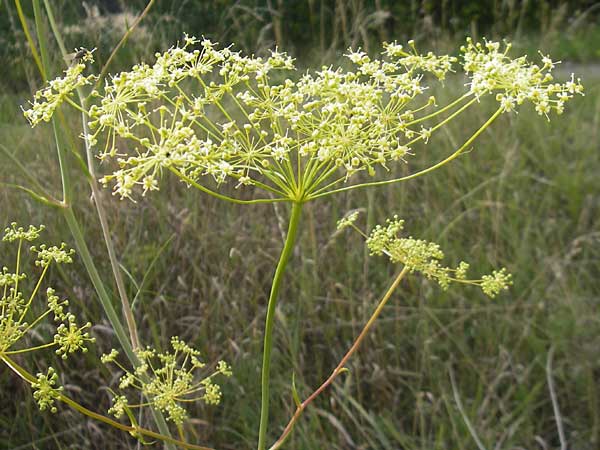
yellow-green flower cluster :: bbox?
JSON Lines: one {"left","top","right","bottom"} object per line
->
{"left": 0, "top": 224, "right": 94, "bottom": 357}
{"left": 32, "top": 367, "right": 63, "bottom": 413}
{"left": 382, "top": 40, "right": 456, "bottom": 80}
{"left": 0, "top": 267, "right": 25, "bottom": 288}
{"left": 461, "top": 38, "right": 584, "bottom": 117}
{"left": 23, "top": 50, "right": 95, "bottom": 126}
{"left": 23, "top": 37, "right": 584, "bottom": 202}
{"left": 83, "top": 36, "right": 461, "bottom": 200}
{"left": 481, "top": 269, "right": 512, "bottom": 298}
{"left": 53, "top": 314, "right": 93, "bottom": 359}
{"left": 336, "top": 210, "right": 361, "bottom": 231}
{"left": 47, "top": 287, "right": 68, "bottom": 321}
{"left": 102, "top": 336, "right": 232, "bottom": 425}
{"left": 31, "top": 243, "right": 75, "bottom": 267}
{"left": 366, "top": 216, "right": 512, "bottom": 297}
{"left": 2, "top": 223, "right": 45, "bottom": 243}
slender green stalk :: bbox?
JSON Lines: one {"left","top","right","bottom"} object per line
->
{"left": 18, "top": 265, "right": 49, "bottom": 322}
{"left": 14, "top": 0, "right": 45, "bottom": 79}
{"left": 269, "top": 266, "right": 409, "bottom": 450}
{"left": 30, "top": 0, "right": 71, "bottom": 206}
{"left": 92, "top": 0, "right": 156, "bottom": 92}
{"left": 5, "top": 342, "right": 55, "bottom": 354}
{"left": 257, "top": 202, "right": 303, "bottom": 450}
{"left": 404, "top": 93, "right": 472, "bottom": 127}
{"left": 0, "top": 182, "right": 60, "bottom": 208}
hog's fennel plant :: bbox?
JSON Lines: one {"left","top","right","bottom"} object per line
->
{"left": 18, "top": 34, "right": 583, "bottom": 449}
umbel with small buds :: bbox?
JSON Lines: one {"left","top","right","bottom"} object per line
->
{"left": 23, "top": 36, "right": 583, "bottom": 203}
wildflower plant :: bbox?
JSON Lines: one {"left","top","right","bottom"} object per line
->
{"left": 59, "top": 35, "right": 579, "bottom": 448}
{"left": 101, "top": 337, "right": 232, "bottom": 425}
{"left": 11, "top": 7, "right": 584, "bottom": 447}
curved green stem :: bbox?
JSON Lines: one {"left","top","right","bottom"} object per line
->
{"left": 92, "top": 0, "right": 156, "bottom": 93}
{"left": 404, "top": 93, "right": 473, "bottom": 127}
{"left": 307, "top": 106, "right": 504, "bottom": 200}
{"left": 257, "top": 202, "right": 303, "bottom": 450}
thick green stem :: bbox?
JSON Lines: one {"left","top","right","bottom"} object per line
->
{"left": 257, "top": 202, "right": 303, "bottom": 450}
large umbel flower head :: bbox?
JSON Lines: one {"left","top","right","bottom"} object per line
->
{"left": 87, "top": 36, "right": 455, "bottom": 201}
{"left": 23, "top": 36, "right": 583, "bottom": 204}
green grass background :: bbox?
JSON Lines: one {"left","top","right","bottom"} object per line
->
{"left": 1, "top": 1, "right": 599, "bottom": 449}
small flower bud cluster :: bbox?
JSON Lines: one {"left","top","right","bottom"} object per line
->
{"left": 461, "top": 38, "right": 584, "bottom": 117}
{"left": 382, "top": 40, "right": 457, "bottom": 80}
{"left": 366, "top": 216, "right": 512, "bottom": 297}
{"left": 0, "top": 224, "right": 93, "bottom": 358}
{"left": 31, "top": 243, "right": 75, "bottom": 267}
{"left": 2, "top": 223, "right": 44, "bottom": 242}
{"left": 23, "top": 52, "right": 96, "bottom": 126}
{"left": 481, "top": 269, "right": 512, "bottom": 297}
{"left": 53, "top": 315, "right": 94, "bottom": 359}
{"left": 32, "top": 367, "right": 63, "bottom": 413}
{"left": 102, "top": 336, "right": 232, "bottom": 425}
{"left": 336, "top": 210, "right": 360, "bottom": 230}
{"left": 0, "top": 267, "right": 26, "bottom": 288}
{"left": 108, "top": 394, "right": 129, "bottom": 418}
{"left": 47, "top": 287, "right": 69, "bottom": 321}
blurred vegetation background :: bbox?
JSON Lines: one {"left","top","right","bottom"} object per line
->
{"left": 1, "top": 1, "right": 599, "bottom": 449}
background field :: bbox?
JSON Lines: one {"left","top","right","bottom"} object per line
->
{"left": 1, "top": 1, "right": 599, "bottom": 449}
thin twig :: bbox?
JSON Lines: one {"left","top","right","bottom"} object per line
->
{"left": 93, "top": 0, "right": 156, "bottom": 91}
{"left": 546, "top": 346, "right": 567, "bottom": 450}
{"left": 449, "top": 365, "right": 488, "bottom": 450}
{"left": 269, "top": 266, "right": 409, "bottom": 450}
